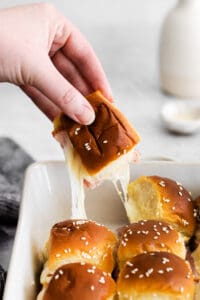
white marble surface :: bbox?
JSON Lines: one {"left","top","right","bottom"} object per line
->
{"left": 0, "top": 0, "right": 200, "bottom": 162}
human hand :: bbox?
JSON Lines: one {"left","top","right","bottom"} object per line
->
{"left": 0, "top": 3, "right": 113, "bottom": 124}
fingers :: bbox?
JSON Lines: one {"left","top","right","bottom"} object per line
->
{"left": 61, "top": 26, "right": 113, "bottom": 101}
{"left": 21, "top": 85, "right": 60, "bottom": 121}
{"left": 52, "top": 50, "right": 92, "bottom": 96}
{"left": 33, "top": 57, "right": 95, "bottom": 125}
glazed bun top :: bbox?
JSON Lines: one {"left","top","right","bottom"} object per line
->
{"left": 41, "top": 262, "right": 116, "bottom": 300}
{"left": 117, "top": 252, "right": 194, "bottom": 299}
{"left": 53, "top": 90, "right": 140, "bottom": 175}
{"left": 117, "top": 220, "right": 186, "bottom": 266}
{"left": 46, "top": 219, "right": 117, "bottom": 273}
{"left": 126, "top": 175, "right": 196, "bottom": 238}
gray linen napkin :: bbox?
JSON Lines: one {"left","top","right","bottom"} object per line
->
{"left": 0, "top": 137, "right": 34, "bottom": 298}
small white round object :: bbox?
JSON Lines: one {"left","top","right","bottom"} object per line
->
{"left": 161, "top": 100, "right": 200, "bottom": 134}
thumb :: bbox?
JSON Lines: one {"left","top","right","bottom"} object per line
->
{"left": 32, "top": 57, "right": 95, "bottom": 124}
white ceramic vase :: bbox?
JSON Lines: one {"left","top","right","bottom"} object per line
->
{"left": 160, "top": 0, "right": 200, "bottom": 98}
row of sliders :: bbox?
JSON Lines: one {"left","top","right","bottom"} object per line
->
{"left": 37, "top": 174, "right": 200, "bottom": 299}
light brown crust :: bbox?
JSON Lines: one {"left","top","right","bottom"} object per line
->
{"left": 127, "top": 176, "right": 196, "bottom": 238}
{"left": 117, "top": 252, "right": 194, "bottom": 298}
{"left": 42, "top": 263, "right": 116, "bottom": 300}
{"left": 117, "top": 220, "right": 186, "bottom": 266}
{"left": 47, "top": 219, "right": 117, "bottom": 273}
{"left": 53, "top": 90, "right": 140, "bottom": 175}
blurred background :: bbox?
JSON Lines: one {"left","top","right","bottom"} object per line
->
{"left": 0, "top": 0, "right": 200, "bottom": 161}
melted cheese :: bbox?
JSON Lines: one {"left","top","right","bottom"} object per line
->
{"left": 62, "top": 134, "right": 133, "bottom": 219}
{"left": 63, "top": 136, "right": 87, "bottom": 219}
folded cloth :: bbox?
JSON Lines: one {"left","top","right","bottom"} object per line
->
{"left": 0, "top": 137, "right": 34, "bottom": 298}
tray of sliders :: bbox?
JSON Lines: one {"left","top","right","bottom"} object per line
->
{"left": 3, "top": 91, "right": 200, "bottom": 300}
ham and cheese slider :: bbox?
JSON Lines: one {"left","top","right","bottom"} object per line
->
{"left": 53, "top": 90, "right": 140, "bottom": 189}
{"left": 37, "top": 262, "right": 116, "bottom": 300}
{"left": 117, "top": 220, "right": 186, "bottom": 270}
{"left": 40, "top": 219, "right": 117, "bottom": 285}
{"left": 117, "top": 252, "right": 194, "bottom": 300}
{"left": 125, "top": 176, "right": 196, "bottom": 240}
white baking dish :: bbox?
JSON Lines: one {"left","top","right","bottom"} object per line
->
{"left": 3, "top": 160, "right": 200, "bottom": 300}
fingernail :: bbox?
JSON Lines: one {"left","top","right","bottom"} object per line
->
{"left": 75, "top": 104, "right": 95, "bottom": 125}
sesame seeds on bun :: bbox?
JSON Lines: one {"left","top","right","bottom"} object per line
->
{"left": 117, "top": 252, "right": 194, "bottom": 300}
{"left": 38, "top": 262, "right": 116, "bottom": 300}
{"left": 53, "top": 90, "right": 140, "bottom": 176}
{"left": 41, "top": 219, "right": 117, "bottom": 285}
{"left": 117, "top": 220, "right": 186, "bottom": 269}
{"left": 125, "top": 176, "right": 196, "bottom": 239}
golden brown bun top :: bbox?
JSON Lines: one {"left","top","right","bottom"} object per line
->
{"left": 150, "top": 176, "right": 196, "bottom": 236}
{"left": 128, "top": 175, "right": 196, "bottom": 237}
{"left": 47, "top": 219, "right": 117, "bottom": 273}
{"left": 42, "top": 263, "right": 116, "bottom": 300}
{"left": 117, "top": 220, "right": 186, "bottom": 262}
{"left": 53, "top": 90, "right": 140, "bottom": 175}
{"left": 117, "top": 251, "right": 194, "bottom": 297}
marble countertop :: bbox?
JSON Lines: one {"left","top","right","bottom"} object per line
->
{"left": 1, "top": 0, "right": 200, "bottom": 285}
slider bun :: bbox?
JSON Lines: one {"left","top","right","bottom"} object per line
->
{"left": 117, "top": 252, "right": 194, "bottom": 300}
{"left": 53, "top": 90, "right": 140, "bottom": 176}
{"left": 117, "top": 220, "right": 186, "bottom": 269}
{"left": 41, "top": 219, "right": 117, "bottom": 284}
{"left": 191, "top": 243, "right": 200, "bottom": 280}
{"left": 125, "top": 176, "right": 196, "bottom": 239}
{"left": 38, "top": 263, "right": 116, "bottom": 300}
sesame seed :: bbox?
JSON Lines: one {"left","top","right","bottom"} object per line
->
{"left": 172, "top": 206, "right": 175, "bottom": 211}
{"left": 142, "top": 230, "right": 149, "bottom": 235}
{"left": 131, "top": 268, "right": 139, "bottom": 274}
{"left": 166, "top": 267, "right": 173, "bottom": 272}
{"left": 180, "top": 287, "right": 184, "bottom": 293}
{"left": 162, "top": 257, "right": 170, "bottom": 264}
{"left": 179, "top": 186, "right": 183, "bottom": 190}
{"left": 55, "top": 253, "right": 61, "bottom": 258}
{"left": 64, "top": 248, "right": 71, "bottom": 254}
{"left": 81, "top": 236, "right": 86, "bottom": 240}
{"left": 137, "top": 230, "right": 141, "bottom": 234}
{"left": 160, "top": 243, "right": 165, "bottom": 248}
{"left": 187, "top": 198, "right": 191, "bottom": 202}
{"left": 153, "top": 236, "right": 159, "bottom": 239}
{"left": 99, "top": 276, "right": 105, "bottom": 284}
{"left": 163, "top": 197, "right": 170, "bottom": 203}
{"left": 85, "top": 241, "right": 89, "bottom": 246}
{"left": 158, "top": 270, "right": 164, "bottom": 274}
{"left": 126, "top": 261, "right": 134, "bottom": 267}
{"left": 159, "top": 181, "right": 165, "bottom": 187}
{"left": 87, "top": 268, "right": 95, "bottom": 274}
{"left": 182, "top": 219, "right": 189, "bottom": 226}
{"left": 121, "top": 241, "right": 127, "bottom": 247}
{"left": 90, "top": 285, "right": 95, "bottom": 291}
{"left": 74, "top": 128, "right": 81, "bottom": 135}
{"left": 139, "top": 274, "right": 144, "bottom": 278}
{"left": 59, "top": 270, "right": 64, "bottom": 275}
{"left": 102, "top": 140, "right": 108, "bottom": 144}
{"left": 145, "top": 268, "right": 154, "bottom": 277}
{"left": 84, "top": 142, "right": 92, "bottom": 151}
{"left": 81, "top": 252, "right": 91, "bottom": 259}
{"left": 178, "top": 191, "right": 183, "bottom": 196}
{"left": 124, "top": 274, "right": 130, "bottom": 279}
{"left": 54, "top": 274, "right": 59, "bottom": 280}
{"left": 162, "top": 227, "right": 169, "bottom": 233}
